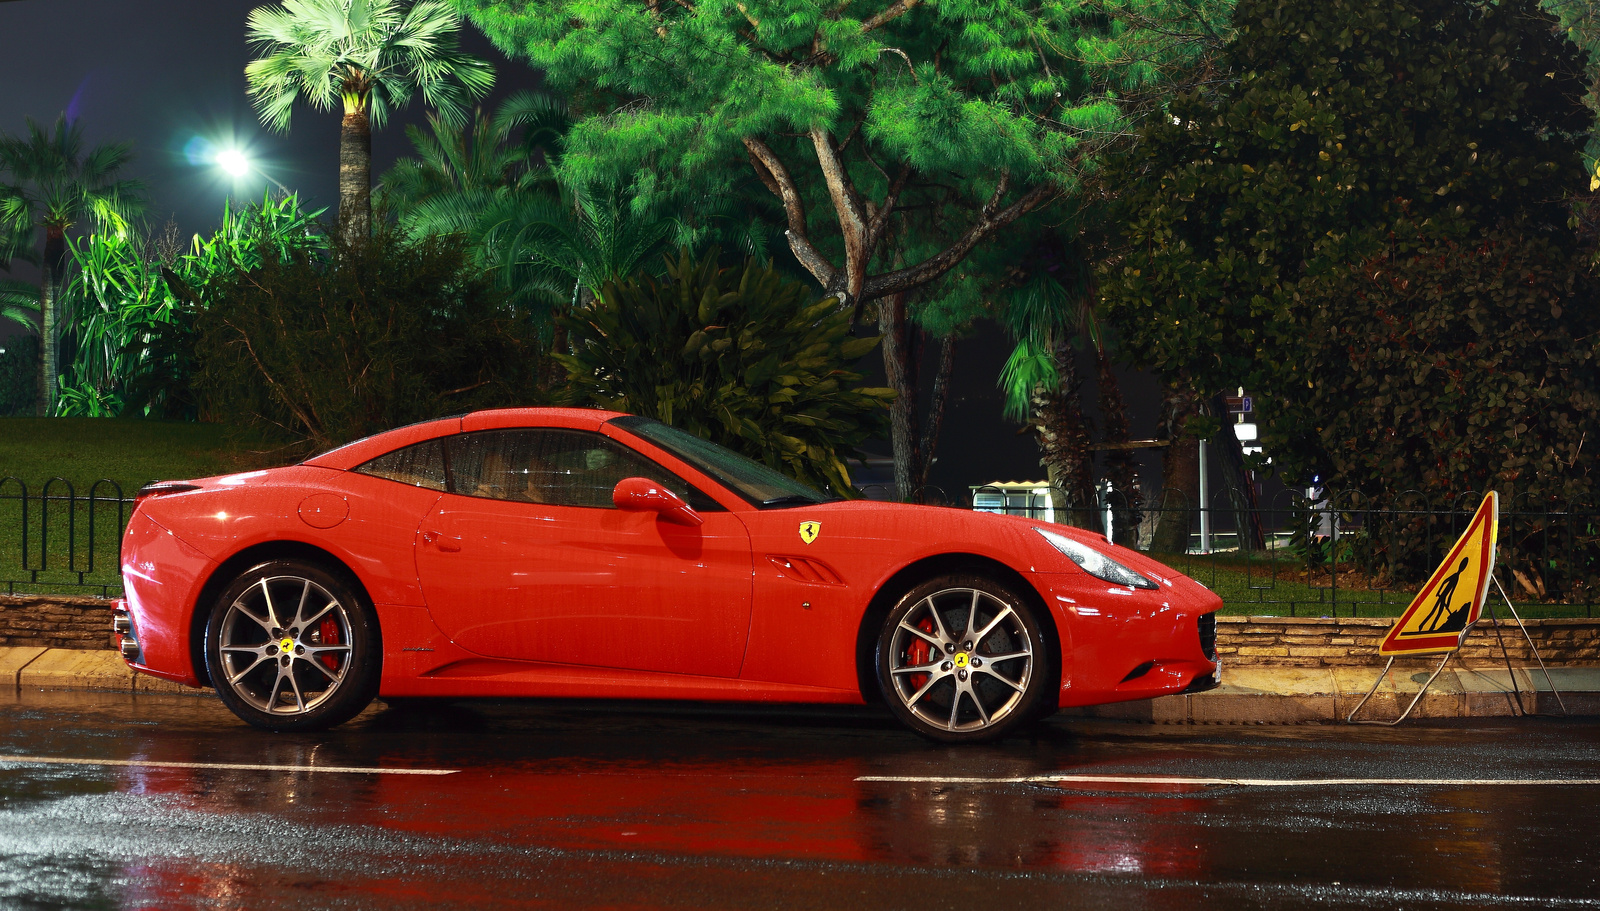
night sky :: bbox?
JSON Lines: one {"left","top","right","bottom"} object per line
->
{"left": 0, "top": 0, "right": 1162, "bottom": 494}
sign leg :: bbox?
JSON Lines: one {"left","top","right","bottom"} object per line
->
{"left": 1492, "top": 575, "right": 1567, "bottom": 715}
{"left": 1346, "top": 657, "right": 1396, "bottom": 723}
{"left": 1349, "top": 651, "right": 1458, "bottom": 726}
{"left": 1481, "top": 584, "right": 1528, "bottom": 716}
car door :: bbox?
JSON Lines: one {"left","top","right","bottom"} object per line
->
{"left": 414, "top": 428, "right": 755, "bottom": 678}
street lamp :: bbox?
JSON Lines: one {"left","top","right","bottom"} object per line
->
{"left": 213, "top": 146, "right": 289, "bottom": 193}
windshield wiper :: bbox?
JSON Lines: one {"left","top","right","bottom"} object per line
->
{"left": 761, "top": 494, "right": 825, "bottom": 507}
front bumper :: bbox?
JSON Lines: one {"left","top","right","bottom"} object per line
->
{"left": 1028, "top": 570, "right": 1222, "bottom": 708}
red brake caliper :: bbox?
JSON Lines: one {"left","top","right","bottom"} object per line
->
{"left": 318, "top": 619, "right": 341, "bottom": 671}
{"left": 906, "top": 617, "right": 936, "bottom": 690}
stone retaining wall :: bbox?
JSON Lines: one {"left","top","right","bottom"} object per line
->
{"left": 0, "top": 595, "right": 114, "bottom": 650}
{"left": 2, "top": 594, "right": 1597, "bottom": 667}
{"left": 1216, "top": 615, "right": 1600, "bottom": 667}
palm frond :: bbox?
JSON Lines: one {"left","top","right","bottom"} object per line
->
{"left": 0, "top": 276, "right": 40, "bottom": 332}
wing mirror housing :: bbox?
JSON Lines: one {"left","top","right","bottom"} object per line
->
{"left": 612, "top": 477, "right": 703, "bottom": 526}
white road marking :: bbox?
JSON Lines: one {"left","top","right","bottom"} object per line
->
{"left": 0, "top": 755, "right": 457, "bottom": 776}
{"left": 857, "top": 774, "right": 1600, "bottom": 787}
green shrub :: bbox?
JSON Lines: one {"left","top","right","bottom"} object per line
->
{"left": 194, "top": 225, "right": 547, "bottom": 454}
{"left": 558, "top": 249, "right": 892, "bottom": 494}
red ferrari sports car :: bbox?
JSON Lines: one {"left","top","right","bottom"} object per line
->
{"left": 113, "top": 407, "right": 1220, "bottom": 741}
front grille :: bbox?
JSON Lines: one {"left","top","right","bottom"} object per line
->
{"left": 1198, "top": 612, "right": 1217, "bottom": 660}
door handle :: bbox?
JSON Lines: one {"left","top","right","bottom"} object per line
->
{"left": 421, "top": 530, "right": 462, "bottom": 553}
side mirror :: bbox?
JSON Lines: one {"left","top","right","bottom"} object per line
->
{"left": 612, "top": 477, "right": 703, "bottom": 527}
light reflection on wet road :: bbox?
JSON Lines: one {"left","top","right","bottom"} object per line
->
{"left": 1, "top": 690, "right": 1597, "bottom": 910}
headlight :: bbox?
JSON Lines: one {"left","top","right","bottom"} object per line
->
{"left": 1035, "top": 527, "right": 1158, "bottom": 589}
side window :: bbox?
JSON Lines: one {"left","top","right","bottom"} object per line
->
{"left": 353, "top": 440, "right": 448, "bottom": 491}
{"left": 445, "top": 429, "right": 723, "bottom": 511}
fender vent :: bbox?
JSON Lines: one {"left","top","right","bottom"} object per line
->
{"left": 766, "top": 555, "right": 844, "bottom": 585}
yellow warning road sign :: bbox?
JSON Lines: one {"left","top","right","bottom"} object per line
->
{"left": 1379, "top": 491, "right": 1498, "bottom": 656}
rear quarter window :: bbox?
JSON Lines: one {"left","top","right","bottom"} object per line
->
{"left": 353, "top": 440, "right": 449, "bottom": 491}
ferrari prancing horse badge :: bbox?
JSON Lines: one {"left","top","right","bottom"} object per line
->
{"left": 798, "top": 521, "right": 820, "bottom": 544}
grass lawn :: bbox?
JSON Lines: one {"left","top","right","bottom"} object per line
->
{"left": 0, "top": 417, "right": 278, "bottom": 493}
{"left": 0, "top": 418, "right": 283, "bottom": 595}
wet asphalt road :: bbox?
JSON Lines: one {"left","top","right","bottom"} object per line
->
{"left": 0, "top": 692, "right": 1597, "bottom": 911}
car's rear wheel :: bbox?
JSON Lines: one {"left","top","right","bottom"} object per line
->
{"left": 205, "top": 560, "right": 380, "bottom": 732}
{"left": 876, "top": 574, "right": 1049, "bottom": 743}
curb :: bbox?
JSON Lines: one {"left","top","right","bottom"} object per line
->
{"left": 2, "top": 647, "right": 1596, "bottom": 721}
{"left": 1, "top": 647, "right": 211, "bottom": 696}
{"left": 1062, "top": 665, "right": 1600, "bottom": 723}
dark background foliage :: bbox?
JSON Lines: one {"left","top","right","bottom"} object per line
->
{"left": 559, "top": 249, "right": 892, "bottom": 494}
{"left": 0, "top": 335, "right": 37, "bottom": 417}
{"left": 1099, "top": 0, "right": 1596, "bottom": 499}
{"left": 1275, "top": 229, "right": 1600, "bottom": 501}
{"left": 193, "top": 225, "right": 546, "bottom": 454}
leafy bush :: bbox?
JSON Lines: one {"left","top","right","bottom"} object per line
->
{"left": 1277, "top": 231, "right": 1600, "bottom": 501}
{"left": 1099, "top": 0, "right": 1592, "bottom": 484}
{"left": 558, "top": 249, "right": 892, "bottom": 493}
{"left": 59, "top": 194, "right": 327, "bottom": 419}
{"left": 194, "top": 225, "right": 547, "bottom": 454}
{"left": 0, "top": 335, "right": 38, "bottom": 417}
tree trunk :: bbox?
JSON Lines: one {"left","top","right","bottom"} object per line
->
{"left": 915, "top": 334, "right": 955, "bottom": 498}
{"left": 35, "top": 226, "right": 66, "bottom": 416}
{"left": 1032, "top": 339, "right": 1096, "bottom": 529}
{"left": 339, "top": 103, "right": 373, "bottom": 243}
{"left": 1150, "top": 380, "right": 1201, "bottom": 554}
{"left": 1206, "top": 393, "right": 1267, "bottom": 552}
{"left": 878, "top": 291, "right": 924, "bottom": 502}
{"left": 1096, "top": 349, "right": 1141, "bottom": 548}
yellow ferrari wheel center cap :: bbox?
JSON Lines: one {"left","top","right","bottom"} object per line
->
{"left": 954, "top": 652, "right": 969, "bottom": 669}
{"left": 279, "top": 637, "right": 295, "bottom": 652}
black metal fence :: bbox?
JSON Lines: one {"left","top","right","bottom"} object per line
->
{"left": 960, "top": 485, "right": 1598, "bottom": 618}
{"left": 4, "top": 475, "right": 1596, "bottom": 618}
{"left": 0, "top": 478, "right": 133, "bottom": 597}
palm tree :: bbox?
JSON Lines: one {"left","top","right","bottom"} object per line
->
{"left": 0, "top": 114, "right": 144, "bottom": 415}
{"left": 381, "top": 97, "right": 674, "bottom": 385}
{"left": 382, "top": 89, "right": 569, "bottom": 305}
{"left": 244, "top": 0, "right": 493, "bottom": 240}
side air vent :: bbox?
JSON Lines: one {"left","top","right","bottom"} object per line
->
{"left": 766, "top": 555, "right": 844, "bottom": 585}
{"left": 136, "top": 481, "right": 201, "bottom": 500}
{"left": 1198, "top": 612, "right": 1217, "bottom": 661}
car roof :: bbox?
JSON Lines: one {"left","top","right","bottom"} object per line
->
{"left": 302, "top": 407, "right": 630, "bottom": 470}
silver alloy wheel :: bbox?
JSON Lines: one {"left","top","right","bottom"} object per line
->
{"left": 216, "top": 574, "right": 354, "bottom": 715}
{"left": 886, "top": 587, "right": 1034, "bottom": 733}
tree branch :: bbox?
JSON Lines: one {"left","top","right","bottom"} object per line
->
{"left": 865, "top": 164, "right": 912, "bottom": 253}
{"left": 810, "top": 126, "right": 870, "bottom": 305}
{"left": 862, "top": 0, "right": 919, "bottom": 33}
{"left": 743, "top": 136, "right": 837, "bottom": 286}
{"left": 861, "top": 179, "right": 1053, "bottom": 299}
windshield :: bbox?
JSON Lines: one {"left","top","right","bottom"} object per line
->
{"left": 610, "top": 416, "right": 834, "bottom": 507}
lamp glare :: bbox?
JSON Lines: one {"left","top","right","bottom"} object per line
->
{"left": 216, "top": 149, "right": 251, "bottom": 178}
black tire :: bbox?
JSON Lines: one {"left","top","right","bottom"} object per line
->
{"left": 875, "top": 573, "right": 1051, "bottom": 743}
{"left": 205, "top": 560, "right": 381, "bottom": 732}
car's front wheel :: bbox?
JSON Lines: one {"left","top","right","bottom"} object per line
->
{"left": 876, "top": 574, "right": 1050, "bottom": 743}
{"left": 205, "top": 560, "right": 380, "bottom": 732}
